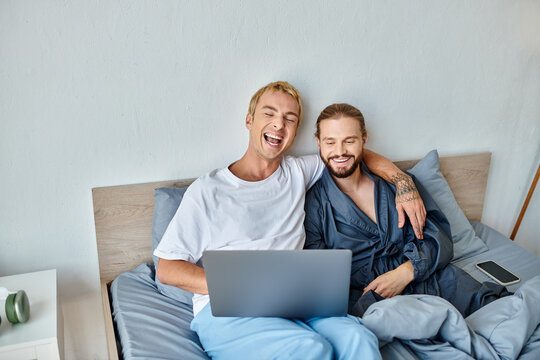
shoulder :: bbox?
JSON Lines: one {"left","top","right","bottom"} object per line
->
{"left": 284, "top": 155, "right": 324, "bottom": 189}
{"left": 363, "top": 163, "right": 396, "bottom": 194}
{"left": 192, "top": 167, "right": 225, "bottom": 186}
{"left": 182, "top": 167, "right": 228, "bottom": 204}
{"left": 306, "top": 175, "right": 324, "bottom": 195}
{"left": 305, "top": 175, "right": 326, "bottom": 208}
{"left": 304, "top": 177, "right": 327, "bottom": 231}
{"left": 362, "top": 162, "right": 386, "bottom": 183}
{"left": 282, "top": 154, "right": 319, "bottom": 171}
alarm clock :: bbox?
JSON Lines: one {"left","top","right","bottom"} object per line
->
{"left": 0, "top": 287, "right": 30, "bottom": 324}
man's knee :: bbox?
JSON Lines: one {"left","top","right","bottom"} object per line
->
{"left": 342, "top": 322, "right": 380, "bottom": 354}
{"left": 349, "top": 325, "right": 379, "bottom": 351}
{"left": 283, "top": 332, "right": 333, "bottom": 360}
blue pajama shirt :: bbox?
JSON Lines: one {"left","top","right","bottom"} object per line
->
{"left": 304, "top": 163, "right": 510, "bottom": 317}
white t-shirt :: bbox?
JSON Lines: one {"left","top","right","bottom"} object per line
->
{"left": 154, "top": 155, "right": 324, "bottom": 315}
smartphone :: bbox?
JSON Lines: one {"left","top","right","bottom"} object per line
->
{"left": 475, "top": 260, "right": 520, "bottom": 286}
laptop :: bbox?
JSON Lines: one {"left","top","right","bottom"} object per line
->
{"left": 203, "top": 249, "right": 352, "bottom": 318}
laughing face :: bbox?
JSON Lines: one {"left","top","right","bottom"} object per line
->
{"left": 246, "top": 90, "right": 300, "bottom": 162}
{"left": 317, "top": 116, "right": 366, "bottom": 178}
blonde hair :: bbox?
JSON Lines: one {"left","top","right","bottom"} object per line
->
{"left": 315, "top": 103, "right": 367, "bottom": 139}
{"left": 248, "top": 81, "right": 303, "bottom": 125}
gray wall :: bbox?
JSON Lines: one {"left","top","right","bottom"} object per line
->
{"left": 1, "top": 1, "right": 539, "bottom": 358}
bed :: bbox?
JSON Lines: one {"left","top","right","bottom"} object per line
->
{"left": 92, "top": 150, "right": 540, "bottom": 359}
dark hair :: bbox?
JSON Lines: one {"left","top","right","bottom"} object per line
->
{"left": 315, "top": 103, "right": 367, "bottom": 139}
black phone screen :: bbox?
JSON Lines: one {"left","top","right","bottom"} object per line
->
{"left": 477, "top": 261, "right": 519, "bottom": 283}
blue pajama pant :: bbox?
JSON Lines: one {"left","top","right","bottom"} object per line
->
{"left": 191, "top": 304, "right": 381, "bottom": 360}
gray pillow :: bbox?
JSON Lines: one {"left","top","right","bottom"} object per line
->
{"left": 408, "top": 150, "right": 488, "bottom": 261}
{"left": 152, "top": 187, "right": 193, "bottom": 304}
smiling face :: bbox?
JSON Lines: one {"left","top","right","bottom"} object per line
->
{"left": 317, "top": 116, "right": 367, "bottom": 178}
{"left": 246, "top": 90, "right": 300, "bottom": 162}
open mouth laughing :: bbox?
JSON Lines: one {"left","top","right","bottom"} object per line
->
{"left": 264, "top": 133, "right": 284, "bottom": 148}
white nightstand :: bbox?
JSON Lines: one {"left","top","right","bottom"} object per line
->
{"left": 0, "top": 269, "right": 63, "bottom": 360}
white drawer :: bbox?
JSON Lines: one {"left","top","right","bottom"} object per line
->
{"left": 0, "top": 346, "right": 37, "bottom": 360}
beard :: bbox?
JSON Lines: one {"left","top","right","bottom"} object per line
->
{"left": 322, "top": 153, "right": 363, "bottom": 178}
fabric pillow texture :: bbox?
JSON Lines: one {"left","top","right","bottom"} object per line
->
{"left": 408, "top": 150, "right": 488, "bottom": 261}
{"left": 152, "top": 186, "right": 193, "bottom": 304}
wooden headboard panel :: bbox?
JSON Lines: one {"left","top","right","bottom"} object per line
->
{"left": 393, "top": 152, "right": 491, "bottom": 223}
{"left": 92, "top": 152, "right": 491, "bottom": 284}
{"left": 93, "top": 178, "right": 196, "bottom": 284}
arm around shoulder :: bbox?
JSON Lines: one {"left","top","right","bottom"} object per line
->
{"left": 363, "top": 149, "right": 403, "bottom": 183}
{"left": 156, "top": 258, "right": 208, "bottom": 295}
{"left": 364, "top": 149, "right": 427, "bottom": 239}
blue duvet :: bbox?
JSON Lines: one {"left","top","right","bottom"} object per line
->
{"left": 361, "top": 276, "right": 540, "bottom": 360}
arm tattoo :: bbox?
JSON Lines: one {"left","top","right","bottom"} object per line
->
{"left": 391, "top": 173, "right": 420, "bottom": 203}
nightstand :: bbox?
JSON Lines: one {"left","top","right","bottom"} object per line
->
{"left": 0, "top": 269, "right": 63, "bottom": 360}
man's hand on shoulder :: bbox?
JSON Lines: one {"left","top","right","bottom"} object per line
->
{"left": 391, "top": 173, "right": 426, "bottom": 239}
{"left": 363, "top": 261, "right": 414, "bottom": 298}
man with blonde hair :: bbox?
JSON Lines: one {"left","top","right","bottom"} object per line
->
{"left": 155, "top": 82, "right": 426, "bottom": 359}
